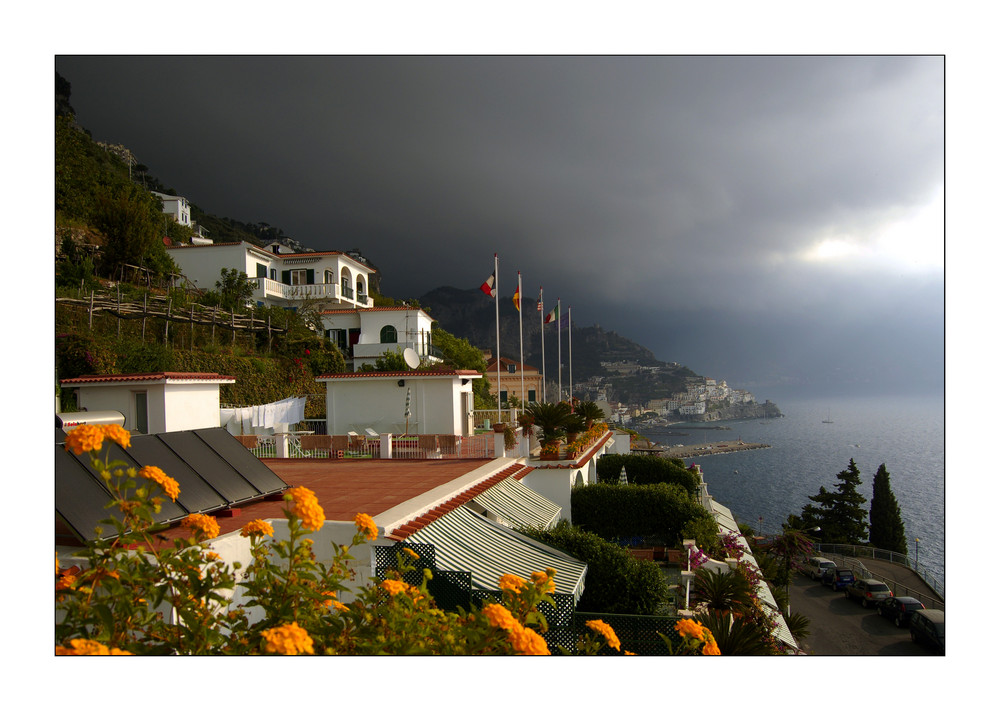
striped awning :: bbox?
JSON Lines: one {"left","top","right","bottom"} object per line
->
{"left": 406, "top": 506, "right": 588, "bottom": 602}
{"left": 471, "top": 476, "right": 561, "bottom": 530}
{"left": 709, "top": 501, "right": 799, "bottom": 650}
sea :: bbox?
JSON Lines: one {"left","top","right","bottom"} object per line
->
{"left": 634, "top": 393, "right": 944, "bottom": 588}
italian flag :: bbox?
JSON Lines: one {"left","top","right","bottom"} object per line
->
{"left": 544, "top": 302, "right": 560, "bottom": 324}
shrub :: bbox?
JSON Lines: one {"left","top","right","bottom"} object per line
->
{"left": 519, "top": 521, "right": 670, "bottom": 615}
{"left": 571, "top": 482, "right": 713, "bottom": 547}
{"left": 596, "top": 454, "right": 700, "bottom": 497}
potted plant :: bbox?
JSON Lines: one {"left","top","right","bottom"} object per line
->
{"left": 527, "top": 402, "right": 573, "bottom": 460}
{"left": 502, "top": 424, "right": 518, "bottom": 451}
{"left": 576, "top": 401, "right": 605, "bottom": 430}
{"left": 564, "top": 413, "right": 586, "bottom": 444}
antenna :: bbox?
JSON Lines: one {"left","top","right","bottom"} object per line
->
{"left": 402, "top": 347, "right": 420, "bottom": 370}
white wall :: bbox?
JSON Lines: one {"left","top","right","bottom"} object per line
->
{"left": 75, "top": 380, "right": 226, "bottom": 434}
{"left": 163, "top": 383, "right": 227, "bottom": 431}
{"left": 324, "top": 375, "right": 476, "bottom": 435}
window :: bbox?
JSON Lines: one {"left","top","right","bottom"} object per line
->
{"left": 508, "top": 364, "right": 516, "bottom": 374}
{"left": 133, "top": 391, "right": 148, "bottom": 434}
{"left": 256, "top": 264, "right": 267, "bottom": 278}
{"left": 270, "top": 268, "right": 277, "bottom": 280}
{"left": 290, "top": 269, "right": 309, "bottom": 286}
{"left": 527, "top": 389, "right": 537, "bottom": 403}
{"left": 500, "top": 390, "right": 508, "bottom": 405}
{"left": 325, "top": 270, "right": 335, "bottom": 284}
{"left": 380, "top": 325, "right": 398, "bottom": 344}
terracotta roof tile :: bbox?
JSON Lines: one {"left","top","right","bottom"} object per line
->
{"left": 60, "top": 372, "right": 236, "bottom": 385}
{"left": 315, "top": 369, "right": 481, "bottom": 380}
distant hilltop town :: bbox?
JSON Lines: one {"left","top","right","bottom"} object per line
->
{"left": 591, "top": 370, "right": 782, "bottom": 426}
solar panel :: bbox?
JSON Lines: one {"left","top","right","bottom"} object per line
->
{"left": 192, "top": 428, "right": 287, "bottom": 496}
{"left": 156, "top": 430, "right": 266, "bottom": 504}
{"left": 70, "top": 440, "right": 188, "bottom": 524}
{"left": 55, "top": 445, "right": 123, "bottom": 542}
{"left": 127, "top": 434, "right": 228, "bottom": 514}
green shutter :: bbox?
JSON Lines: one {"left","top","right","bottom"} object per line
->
{"left": 281, "top": 270, "right": 291, "bottom": 285}
{"left": 306, "top": 269, "right": 315, "bottom": 285}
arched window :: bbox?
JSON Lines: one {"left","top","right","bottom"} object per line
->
{"left": 380, "top": 325, "right": 398, "bottom": 344}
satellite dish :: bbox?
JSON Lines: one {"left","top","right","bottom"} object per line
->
{"left": 402, "top": 348, "right": 420, "bottom": 369}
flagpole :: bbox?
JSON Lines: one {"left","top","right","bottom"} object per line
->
{"left": 568, "top": 306, "right": 573, "bottom": 405}
{"left": 539, "top": 287, "right": 546, "bottom": 403}
{"left": 557, "top": 297, "right": 562, "bottom": 402}
{"left": 494, "top": 253, "right": 501, "bottom": 426}
{"left": 517, "top": 271, "right": 524, "bottom": 414}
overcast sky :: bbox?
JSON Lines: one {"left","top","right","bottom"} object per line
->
{"left": 54, "top": 55, "right": 944, "bottom": 399}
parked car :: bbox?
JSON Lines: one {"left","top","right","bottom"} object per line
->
{"left": 844, "top": 578, "right": 894, "bottom": 608}
{"left": 877, "top": 596, "right": 925, "bottom": 627}
{"left": 822, "top": 567, "right": 856, "bottom": 591}
{"left": 909, "top": 609, "right": 944, "bottom": 653}
{"left": 807, "top": 556, "right": 837, "bottom": 580}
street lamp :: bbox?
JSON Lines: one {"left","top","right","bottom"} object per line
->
{"left": 915, "top": 537, "right": 920, "bottom": 567}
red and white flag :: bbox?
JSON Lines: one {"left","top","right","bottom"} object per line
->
{"left": 480, "top": 270, "right": 496, "bottom": 298}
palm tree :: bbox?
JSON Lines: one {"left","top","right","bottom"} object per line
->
{"left": 575, "top": 401, "right": 605, "bottom": 429}
{"left": 692, "top": 567, "right": 755, "bottom": 612}
{"left": 526, "top": 401, "right": 574, "bottom": 444}
{"left": 696, "top": 611, "right": 776, "bottom": 655}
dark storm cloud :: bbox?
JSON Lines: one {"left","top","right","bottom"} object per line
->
{"left": 55, "top": 55, "right": 943, "bottom": 396}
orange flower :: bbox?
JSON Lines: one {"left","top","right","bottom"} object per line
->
{"left": 183, "top": 513, "right": 220, "bottom": 540}
{"left": 403, "top": 547, "right": 419, "bottom": 559}
{"left": 585, "top": 619, "right": 621, "bottom": 651}
{"left": 354, "top": 512, "right": 378, "bottom": 540}
{"left": 261, "top": 622, "right": 314, "bottom": 655}
{"left": 531, "top": 570, "right": 556, "bottom": 594}
{"left": 55, "top": 639, "right": 132, "bottom": 655}
{"left": 380, "top": 579, "right": 409, "bottom": 596}
{"left": 63, "top": 424, "right": 104, "bottom": 455}
{"left": 101, "top": 424, "right": 131, "bottom": 449}
{"left": 498, "top": 573, "right": 527, "bottom": 593}
{"left": 482, "top": 603, "right": 517, "bottom": 630}
{"left": 286, "top": 487, "right": 325, "bottom": 531}
{"left": 138, "top": 465, "right": 180, "bottom": 501}
{"left": 507, "top": 621, "right": 550, "bottom": 655}
{"left": 675, "top": 618, "right": 708, "bottom": 641}
{"left": 240, "top": 519, "right": 275, "bottom": 538}
{"left": 702, "top": 635, "right": 722, "bottom": 655}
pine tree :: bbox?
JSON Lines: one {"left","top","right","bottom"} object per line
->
{"left": 869, "top": 463, "right": 908, "bottom": 555}
{"left": 799, "top": 458, "right": 869, "bottom": 544}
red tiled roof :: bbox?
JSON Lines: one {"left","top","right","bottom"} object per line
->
{"left": 59, "top": 372, "right": 236, "bottom": 385}
{"left": 315, "top": 370, "right": 481, "bottom": 380}
{"left": 484, "top": 356, "right": 541, "bottom": 374}
{"left": 388, "top": 462, "right": 534, "bottom": 539}
{"left": 130, "top": 458, "right": 497, "bottom": 548}
{"left": 319, "top": 306, "right": 433, "bottom": 316}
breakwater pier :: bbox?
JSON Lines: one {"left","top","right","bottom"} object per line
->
{"left": 660, "top": 439, "right": 770, "bottom": 459}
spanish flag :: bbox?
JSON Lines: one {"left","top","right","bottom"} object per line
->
{"left": 513, "top": 283, "right": 521, "bottom": 311}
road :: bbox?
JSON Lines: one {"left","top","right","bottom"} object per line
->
{"left": 787, "top": 573, "right": 935, "bottom": 655}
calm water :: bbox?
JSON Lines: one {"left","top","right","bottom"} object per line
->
{"left": 636, "top": 394, "right": 944, "bottom": 585}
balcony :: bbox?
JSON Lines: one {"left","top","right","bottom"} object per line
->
{"left": 250, "top": 278, "right": 371, "bottom": 308}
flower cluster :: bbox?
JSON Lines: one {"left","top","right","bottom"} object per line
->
{"left": 585, "top": 619, "right": 621, "bottom": 651}
{"left": 354, "top": 512, "right": 378, "bottom": 541}
{"left": 261, "top": 621, "right": 314, "bottom": 655}
{"left": 498, "top": 573, "right": 528, "bottom": 593}
{"left": 183, "top": 513, "right": 221, "bottom": 540}
{"left": 56, "top": 639, "right": 132, "bottom": 655}
{"left": 240, "top": 519, "right": 274, "bottom": 538}
{"left": 138, "top": 465, "right": 180, "bottom": 502}
{"left": 63, "top": 423, "right": 105, "bottom": 455}
{"left": 286, "top": 486, "right": 325, "bottom": 531}
{"left": 674, "top": 618, "right": 721, "bottom": 655}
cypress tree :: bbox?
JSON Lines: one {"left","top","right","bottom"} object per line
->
{"left": 870, "top": 463, "right": 908, "bottom": 555}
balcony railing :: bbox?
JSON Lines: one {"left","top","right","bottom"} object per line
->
{"left": 250, "top": 278, "right": 370, "bottom": 307}
{"left": 248, "top": 432, "right": 497, "bottom": 460}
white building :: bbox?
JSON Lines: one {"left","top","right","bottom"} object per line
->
{"left": 320, "top": 306, "right": 440, "bottom": 371}
{"left": 152, "top": 191, "right": 191, "bottom": 227}
{"left": 167, "top": 241, "right": 374, "bottom": 311}
{"left": 317, "top": 369, "right": 481, "bottom": 436}
{"left": 59, "top": 372, "right": 235, "bottom": 434}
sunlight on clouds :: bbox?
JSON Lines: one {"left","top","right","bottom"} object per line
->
{"left": 796, "top": 188, "right": 943, "bottom": 272}
{"left": 872, "top": 188, "right": 943, "bottom": 270}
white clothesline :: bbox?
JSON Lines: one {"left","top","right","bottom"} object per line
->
{"left": 220, "top": 396, "right": 307, "bottom": 431}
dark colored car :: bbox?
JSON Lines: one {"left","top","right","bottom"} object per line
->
{"left": 877, "top": 596, "right": 925, "bottom": 627}
{"left": 822, "top": 567, "right": 856, "bottom": 591}
{"left": 844, "top": 578, "right": 893, "bottom": 608}
{"left": 910, "top": 609, "right": 944, "bottom": 653}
